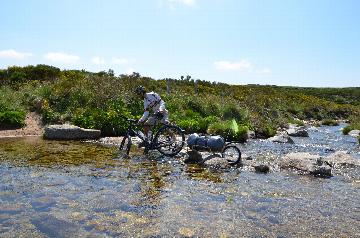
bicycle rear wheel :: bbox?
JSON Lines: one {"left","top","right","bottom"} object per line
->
{"left": 222, "top": 145, "right": 241, "bottom": 165}
{"left": 119, "top": 135, "right": 131, "bottom": 155}
{"left": 154, "top": 125, "right": 185, "bottom": 156}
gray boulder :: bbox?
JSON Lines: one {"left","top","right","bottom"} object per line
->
{"left": 280, "top": 152, "right": 331, "bottom": 178}
{"left": 184, "top": 150, "right": 232, "bottom": 169}
{"left": 348, "top": 130, "right": 360, "bottom": 137}
{"left": 324, "top": 151, "right": 360, "bottom": 167}
{"left": 286, "top": 128, "right": 309, "bottom": 137}
{"left": 268, "top": 134, "right": 294, "bottom": 144}
{"left": 247, "top": 130, "right": 256, "bottom": 139}
{"left": 44, "top": 124, "right": 101, "bottom": 140}
{"left": 203, "top": 156, "right": 231, "bottom": 169}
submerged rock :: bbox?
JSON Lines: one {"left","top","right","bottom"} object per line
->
{"left": 184, "top": 150, "right": 203, "bottom": 164}
{"left": 44, "top": 124, "right": 101, "bottom": 140}
{"left": 203, "top": 156, "right": 231, "bottom": 169}
{"left": 254, "top": 164, "right": 270, "bottom": 173}
{"left": 280, "top": 152, "right": 332, "bottom": 178}
{"left": 324, "top": 151, "right": 360, "bottom": 167}
{"left": 184, "top": 150, "right": 233, "bottom": 169}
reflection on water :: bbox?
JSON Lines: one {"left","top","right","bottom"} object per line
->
{"left": 0, "top": 125, "right": 360, "bottom": 237}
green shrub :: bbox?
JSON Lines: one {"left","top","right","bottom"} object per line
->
{"left": 222, "top": 103, "right": 249, "bottom": 124}
{"left": 0, "top": 111, "right": 26, "bottom": 128}
{"left": 207, "top": 120, "right": 248, "bottom": 142}
{"left": 321, "top": 119, "right": 339, "bottom": 126}
{"left": 254, "top": 122, "right": 277, "bottom": 138}
{"left": 288, "top": 118, "right": 305, "bottom": 126}
{"left": 73, "top": 113, "right": 96, "bottom": 129}
{"left": 186, "top": 98, "right": 207, "bottom": 116}
{"left": 176, "top": 118, "right": 202, "bottom": 133}
{"left": 343, "top": 126, "right": 353, "bottom": 135}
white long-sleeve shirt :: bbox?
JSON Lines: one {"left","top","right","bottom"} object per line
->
{"left": 139, "top": 92, "right": 166, "bottom": 122}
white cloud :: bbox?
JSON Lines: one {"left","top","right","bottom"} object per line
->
{"left": 44, "top": 52, "right": 80, "bottom": 64}
{"left": 91, "top": 57, "right": 106, "bottom": 65}
{"left": 214, "top": 60, "right": 252, "bottom": 71}
{"left": 0, "top": 49, "right": 32, "bottom": 59}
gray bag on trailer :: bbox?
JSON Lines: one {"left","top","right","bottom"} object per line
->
{"left": 187, "top": 133, "right": 225, "bottom": 151}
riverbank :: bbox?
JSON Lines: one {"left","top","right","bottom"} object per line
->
{"left": 0, "top": 112, "right": 43, "bottom": 137}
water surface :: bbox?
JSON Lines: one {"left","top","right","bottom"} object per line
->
{"left": 0, "top": 124, "right": 359, "bottom": 237}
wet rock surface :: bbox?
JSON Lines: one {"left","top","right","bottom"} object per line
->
{"left": 279, "top": 152, "right": 332, "bottom": 177}
{"left": 286, "top": 127, "right": 309, "bottom": 137}
{"left": 268, "top": 134, "right": 294, "bottom": 144}
{"left": 44, "top": 124, "right": 101, "bottom": 140}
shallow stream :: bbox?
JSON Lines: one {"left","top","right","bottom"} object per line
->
{"left": 0, "top": 124, "right": 359, "bottom": 237}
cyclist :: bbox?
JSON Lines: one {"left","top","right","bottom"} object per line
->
{"left": 134, "top": 85, "right": 169, "bottom": 146}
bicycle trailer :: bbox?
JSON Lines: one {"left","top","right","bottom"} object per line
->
{"left": 187, "top": 133, "right": 225, "bottom": 151}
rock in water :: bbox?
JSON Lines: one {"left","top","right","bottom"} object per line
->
{"left": 268, "top": 134, "right": 294, "bottom": 144}
{"left": 44, "top": 124, "right": 101, "bottom": 140}
{"left": 184, "top": 150, "right": 203, "bottom": 164}
{"left": 324, "top": 151, "right": 360, "bottom": 167}
{"left": 280, "top": 152, "right": 331, "bottom": 178}
{"left": 348, "top": 130, "right": 360, "bottom": 137}
{"left": 254, "top": 164, "right": 270, "bottom": 173}
{"left": 286, "top": 128, "right": 309, "bottom": 137}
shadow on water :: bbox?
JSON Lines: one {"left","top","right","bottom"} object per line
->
{"left": 0, "top": 125, "right": 360, "bottom": 237}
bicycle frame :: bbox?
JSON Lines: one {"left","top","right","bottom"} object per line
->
{"left": 123, "top": 119, "right": 166, "bottom": 151}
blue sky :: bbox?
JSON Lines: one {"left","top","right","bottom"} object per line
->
{"left": 1, "top": 0, "right": 359, "bottom": 87}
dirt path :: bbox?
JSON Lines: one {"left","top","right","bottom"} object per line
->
{"left": 0, "top": 112, "right": 44, "bottom": 137}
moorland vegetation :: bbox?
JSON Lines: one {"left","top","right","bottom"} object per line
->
{"left": 1, "top": 65, "right": 359, "bottom": 142}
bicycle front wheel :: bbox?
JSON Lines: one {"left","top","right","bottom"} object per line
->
{"left": 119, "top": 135, "right": 131, "bottom": 155}
{"left": 154, "top": 125, "right": 185, "bottom": 156}
{"left": 222, "top": 145, "right": 241, "bottom": 165}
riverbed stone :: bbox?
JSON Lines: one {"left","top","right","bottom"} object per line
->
{"left": 254, "top": 164, "right": 270, "bottom": 173}
{"left": 348, "top": 130, "right": 360, "bottom": 137}
{"left": 184, "top": 150, "right": 203, "bottom": 164}
{"left": 203, "top": 155, "right": 231, "bottom": 169}
{"left": 286, "top": 128, "right": 309, "bottom": 137}
{"left": 324, "top": 151, "right": 360, "bottom": 167}
{"left": 268, "top": 134, "right": 294, "bottom": 144}
{"left": 43, "top": 124, "right": 101, "bottom": 140}
{"left": 280, "top": 152, "right": 332, "bottom": 177}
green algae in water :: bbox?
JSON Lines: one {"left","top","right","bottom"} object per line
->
{"left": 0, "top": 137, "right": 118, "bottom": 168}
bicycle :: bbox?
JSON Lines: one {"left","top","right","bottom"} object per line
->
{"left": 119, "top": 116, "right": 185, "bottom": 156}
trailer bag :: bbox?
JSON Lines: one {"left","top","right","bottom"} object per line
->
{"left": 187, "top": 133, "right": 225, "bottom": 151}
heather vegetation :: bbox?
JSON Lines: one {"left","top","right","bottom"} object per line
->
{"left": 1, "top": 65, "right": 360, "bottom": 141}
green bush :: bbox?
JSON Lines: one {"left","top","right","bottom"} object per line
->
{"left": 207, "top": 120, "right": 248, "bottom": 142}
{"left": 0, "top": 111, "right": 26, "bottom": 128}
{"left": 288, "top": 118, "right": 305, "bottom": 126}
{"left": 73, "top": 113, "right": 96, "bottom": 129}
{"left": 222, "top": 103, "right": 249, "bottom": 124}
{"left": 176, "top": 118, "right": 202, "bottom": 133}
{"left": 321, "top": 119, "right": 339, "bottom": 126}
{"left": 254, "top": 122, "right": 277, "bottom": 138}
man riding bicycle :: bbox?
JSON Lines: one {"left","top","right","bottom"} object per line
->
{"left": 135, "top": 85, "right": 169, "bottom": 146}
